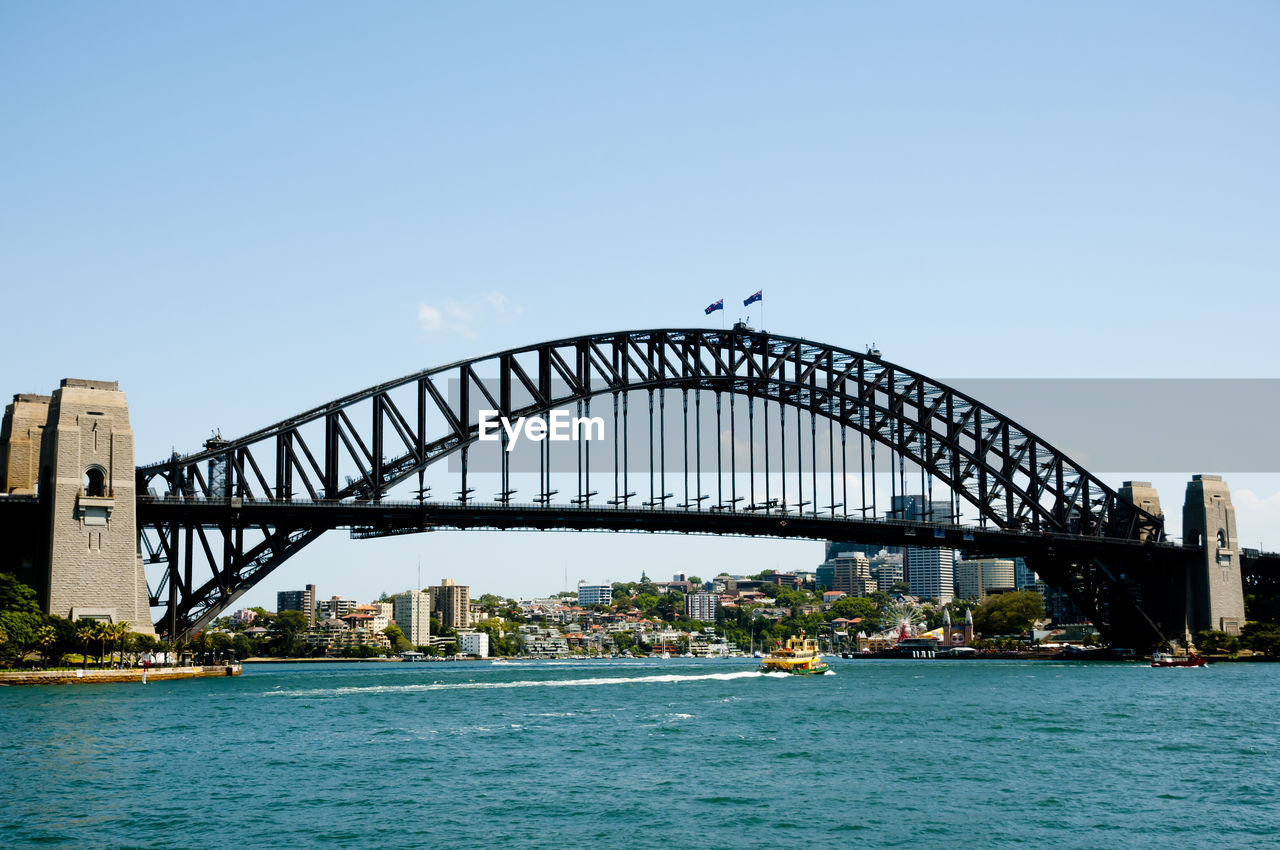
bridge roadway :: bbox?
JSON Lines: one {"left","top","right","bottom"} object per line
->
{"left": 136, "top": 495, "right": 1189, "bottom": 567}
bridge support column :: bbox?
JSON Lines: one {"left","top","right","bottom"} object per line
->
{"left": 38, "top": 379, "right": 153, "bottom": 634}
{"left": 1183, "top": 475, "right": 1246, "bottom": 637}
{"left": 1113, "top": 480, "right": 1188, "bottom": 647}
{"left": 0, "top": 394, "right": 53, "bottom": 594}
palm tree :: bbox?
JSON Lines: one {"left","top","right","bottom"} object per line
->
{"left": 36, "top": 625, "right": 57, "bottom": 668}
{"left": 110, "top": 622, "right": 129, "bottom": 666}
{"left": 76, "top": 623, "right": 97, "bottom": 667}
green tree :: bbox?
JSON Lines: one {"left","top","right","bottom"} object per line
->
{"left": 774, "top": 587, "right": 811, "bottom": 610}
{"left": 974, "top": 590, "right": 1044, "bottom": 636}
{"left": 1195, "top": 629, "right": 1238, "bottom": 655}
{"left": 1241, "top": 622, "right": 1280, "bottom": 656}
{"left": 232, "top": 633, "right": 255, "bottom": 660}
{"left": 0, "top": 610, "right": 44, "bottom": 666}
{"left": 828, "top": 596, "right": 879, "bottom": 625}
{"left": 383, "top": 624, "right": 412, "bottom": 653}
{"left": 270, "top": 609, "right": 310, "bottom": 657}
{"left": 477, "top": 593, "right": 505, "bottom": 613}
{"left": 612, "top": 583, "right": 636, "bottom": 607}
{"left": 0, "top": 573, "right": 41, "bottom": 614}
{"left": 655, "top": 590, "right": 685, "bottom": 621}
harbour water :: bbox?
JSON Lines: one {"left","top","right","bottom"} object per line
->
{"left": 4, "top": 658, "right": 1277, "bottom": 848}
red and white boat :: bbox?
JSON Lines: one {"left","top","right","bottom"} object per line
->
{"left": 1151, "top": 650, "right": 1208, "bottom": 668}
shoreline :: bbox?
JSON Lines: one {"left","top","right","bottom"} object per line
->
{"left": 242, "top": 656, "right": 404, "bottom": 663}
{"left": 0, "top": 664, "right": 241, "bottom": 686}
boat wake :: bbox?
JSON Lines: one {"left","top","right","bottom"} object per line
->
{"left": 266, "top": 669, "right": 766, "bottom": 698}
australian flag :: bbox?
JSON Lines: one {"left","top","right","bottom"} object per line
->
{"left": 705, "top": 299, "right": 724, "bottom": 315}
{"left": 743, "top": 289, "right": 762, "bottom": 307}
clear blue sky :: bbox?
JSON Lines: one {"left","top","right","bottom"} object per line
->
{"left": 3, "top": 3, "right": 1277, "bottom": 607}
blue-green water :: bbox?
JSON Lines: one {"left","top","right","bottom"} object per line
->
{"left": 3, "top": 658, "right": 1277, "bottom": 848}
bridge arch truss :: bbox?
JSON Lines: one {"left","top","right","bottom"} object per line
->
{"left": 136, "top": 327, "right": 1165, "bottom": 637}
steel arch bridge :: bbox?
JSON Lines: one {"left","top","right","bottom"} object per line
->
{"left": 136, "top": 326, "right": 1181, "bottom": 642}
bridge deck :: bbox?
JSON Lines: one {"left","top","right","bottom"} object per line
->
{"left": 136, "top": 496, "right": 1188, "bottom": 564}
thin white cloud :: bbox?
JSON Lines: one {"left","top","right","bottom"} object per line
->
{"left": 417, "top": 303, "right": 445, "bottom": 332}
{"left": 417, "top": 292, "right": 524, "bottom": 338}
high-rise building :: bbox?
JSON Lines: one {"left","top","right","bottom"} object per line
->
{"left": 955, "top": 558, "right": 1016, "bottom": 600}
{"left": 277, "top": 584, "right": 316, "bottom": 627}
{"left": 393, "top": 590, "right": 431, "bottom": 646}
{"left": 816, "top": 564, "right": 834, "bottom": 590}
{"left": 577, "top": 581, "right": 612, "bottom": 607}
{"left": 825, "top": 551, "right": 875, "bottom": 596}
{"left": 905, "top": 548, "right": 954, "bottom": 604}
{"left": 684, "top": 592, "right": 719, "bottom": 622}
{"left": 1013, "top": 557, "right": 1037, "bottom": 590}
{"left": 870, "top": 549, "right": 904, "bottom": 591}
{"left": 892, "top": 494, "right": 955, "bottom": 524}
{"left": 430, "top": 578, "right": 471, "bottom": 630}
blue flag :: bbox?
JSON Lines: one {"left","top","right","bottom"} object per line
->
{"left": 705, "top": 299, "right": 724, "bottom": 315}
{"left": 744, "top": 290, "right": 762, "bottom": 307}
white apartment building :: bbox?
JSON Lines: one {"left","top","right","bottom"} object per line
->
{"left": 393, "top": 590, "right": 431, "bottom": 646}
{"left": 577, "top": 581, "right": 613, "bottom": 607}
{"left": 955, "top": 558, "right": 1017, "bottom": 600}
{"left": 906, "top": 547, "right": 955, "bottom": 604}
{"left": 459, "top": 630, "right": 490, "bottom": 658}
{"left": 684, "top": 592, "right": 718, "bottom": 622}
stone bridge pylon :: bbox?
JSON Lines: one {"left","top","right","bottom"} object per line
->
{"left": 0, "top": 379, "right": 152, "bottom": 633}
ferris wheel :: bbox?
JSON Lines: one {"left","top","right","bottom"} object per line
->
{"left": 880, "top": 600, "right": 924, "bottom": 641}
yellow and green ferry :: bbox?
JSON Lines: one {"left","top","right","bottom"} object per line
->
{"left": 759, "top": 631, "right": 830, "bottom": 675}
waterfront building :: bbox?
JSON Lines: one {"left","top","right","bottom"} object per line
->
{"left": 393, "top": 590, "right": 431, "bottom": 646}
{"left": 317, "top": 595, "right": 357, "bottom": 620}
{"left": 277, "top": 584, "right": 316, "bottom": 627}
{"left": 458, "top": 630, "right": 489, "bottom": 658}
{"left": 905, "top": 547, "right": 954, "bottom": 604}
{"left": 684, "top": 592, "right": 718, "bottom": 622}
{"left": 955, "top": 558, "right": 1016, "bottom": 600}
{"left": 577, "top": 581, "right": 613, "bottom": 607}
{"left": 430, "top": 579, "right": 471, "bottom": 630}
{"left": 303, "top": 617, "right": 349, "bottom": 651}
{"left": 520, "top": 626, "right": 569, "bottom": 657}
{"left": 329, "top": 626, "right": 391, "bottom": 656}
